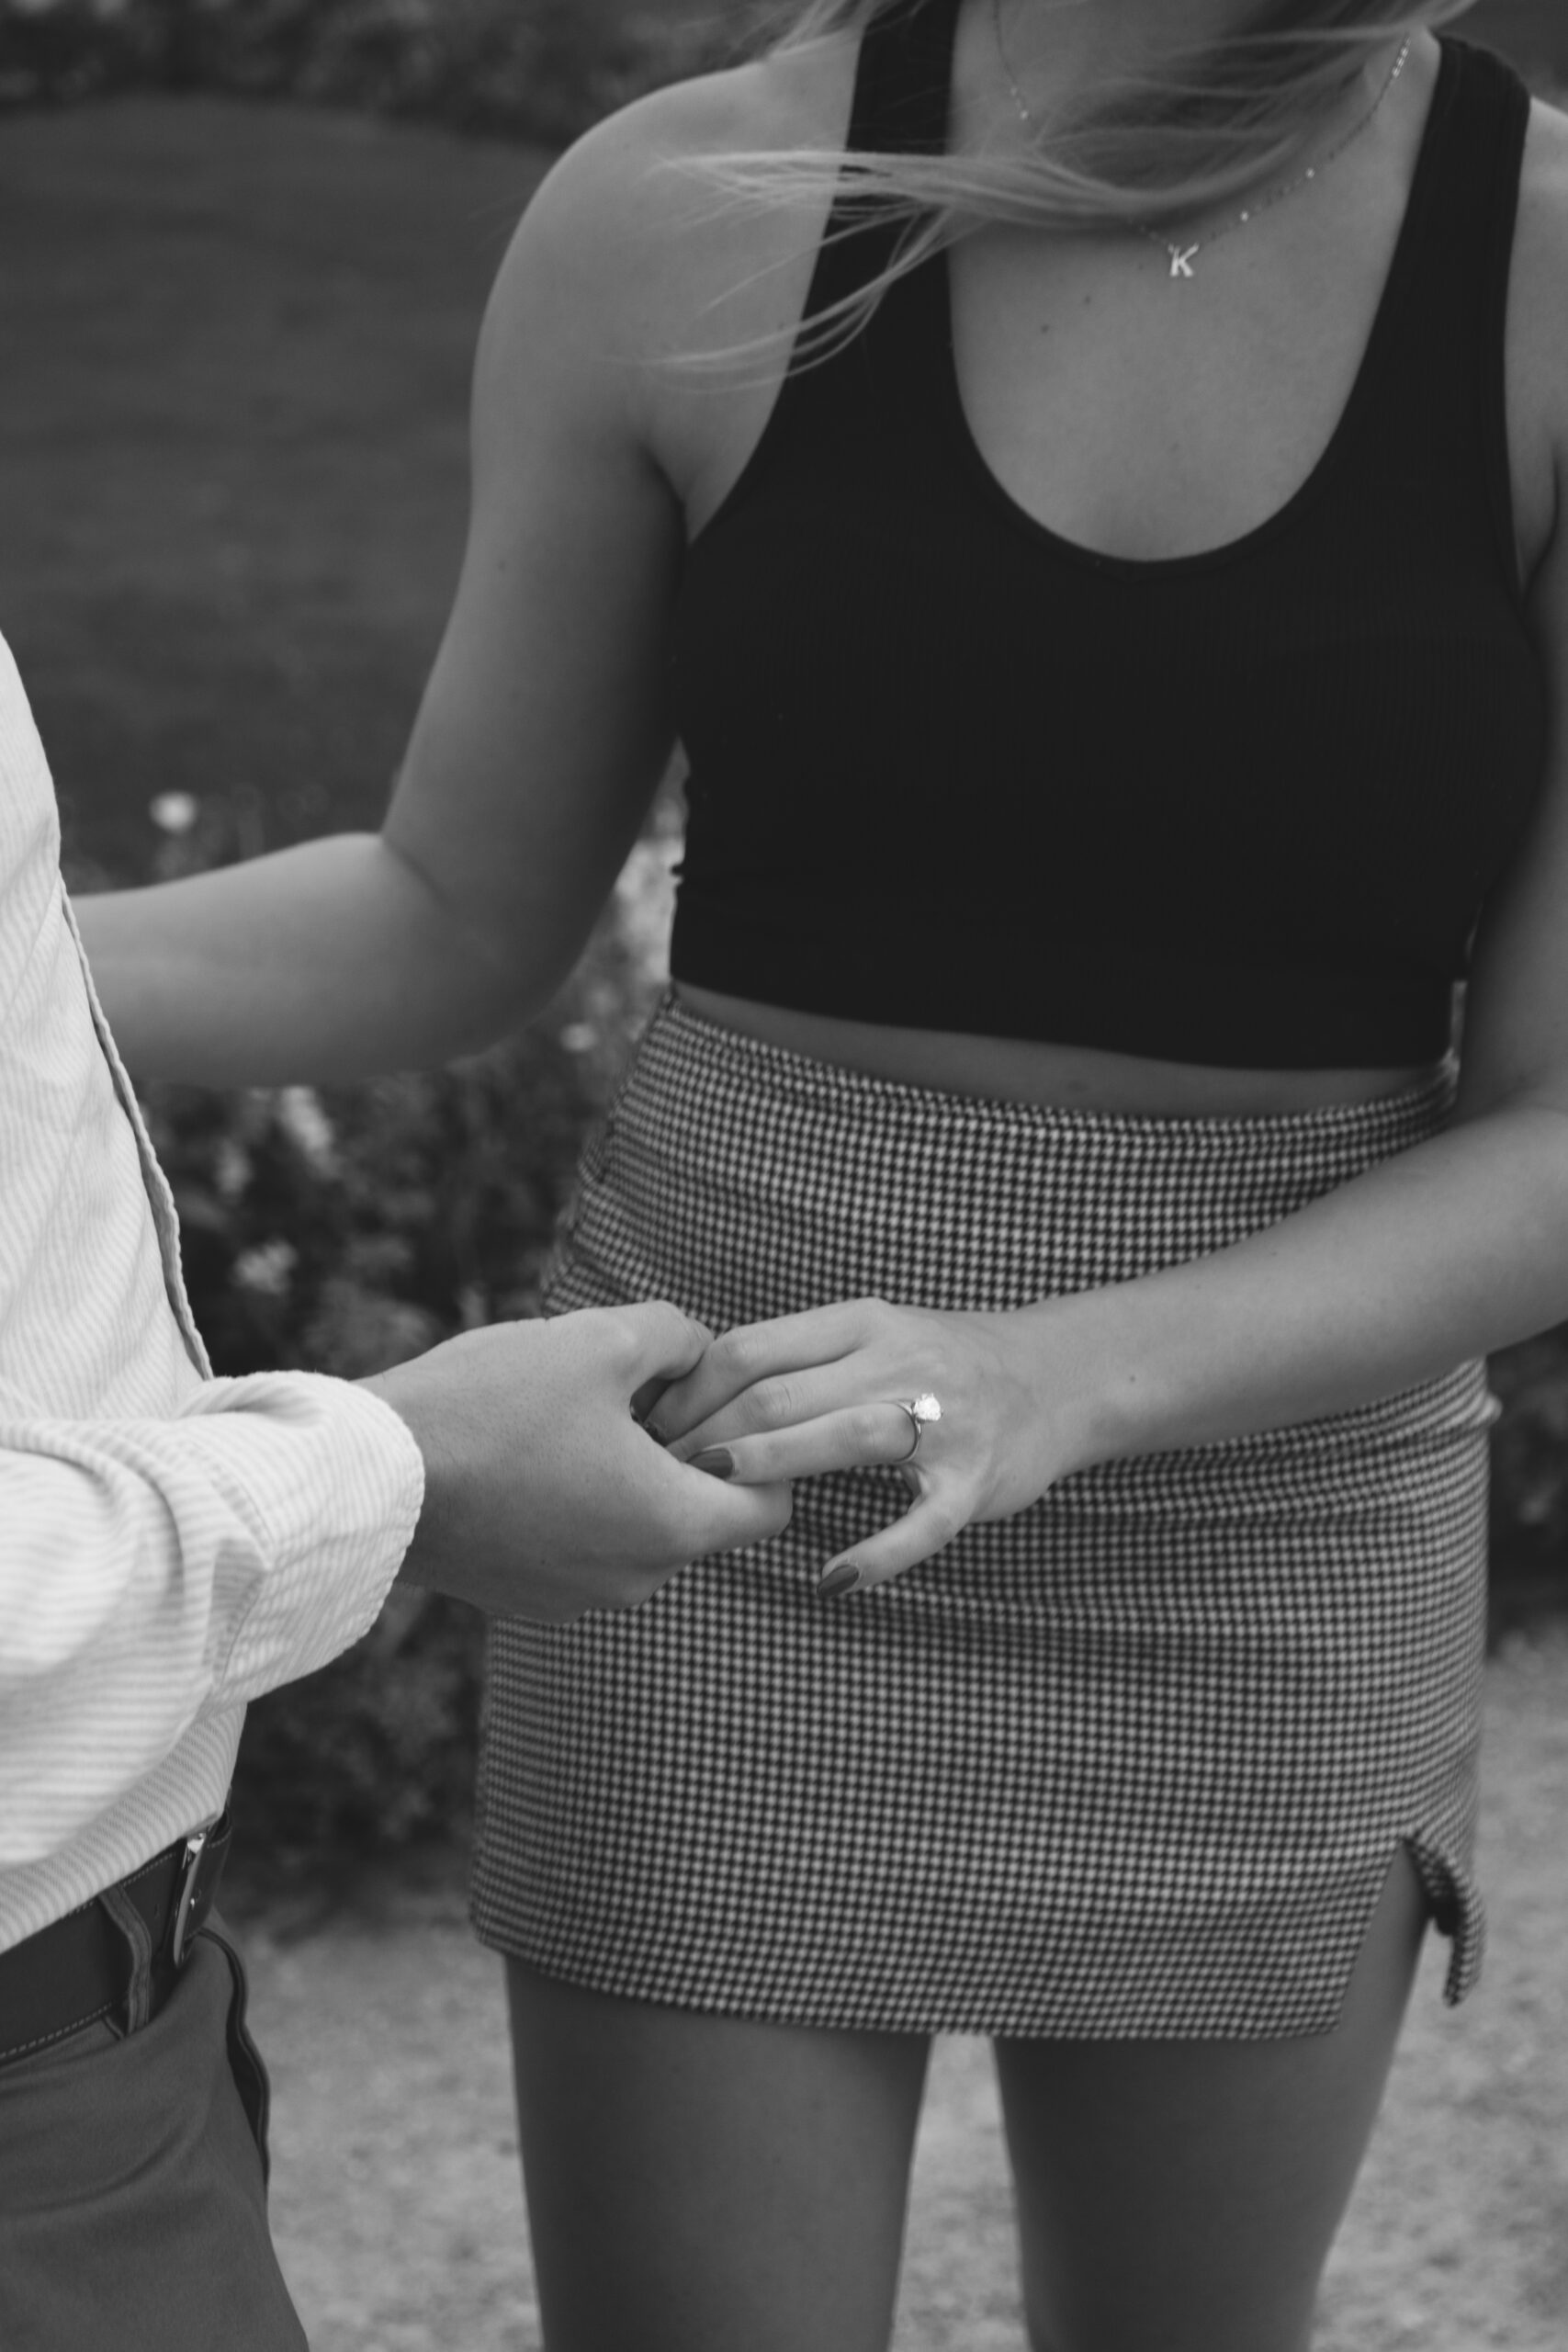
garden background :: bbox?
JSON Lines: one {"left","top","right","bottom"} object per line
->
{"left": 1, "top": 5, "right": 1565, "bottom": 2345}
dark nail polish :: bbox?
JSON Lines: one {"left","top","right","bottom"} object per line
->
{"left": 818, "top": 1562, "right": 862, "bottom": 1600}
{"left": 691, "top": 1447, "right": 735, "bottom": 1481}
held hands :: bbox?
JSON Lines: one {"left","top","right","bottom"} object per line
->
{"left": 647, "top": 1297, "right": 1086, "bottom": 1596}
{"left": 366, "top": 1304, "right": 790, "bottom": 1622}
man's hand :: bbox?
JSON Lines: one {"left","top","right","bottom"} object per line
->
{"left": 364, "top": 1304, "right": 790, "bottom": 1621}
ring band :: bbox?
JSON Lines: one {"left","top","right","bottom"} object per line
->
{"left": 895, "top": 1392, "right": 943, "bottom": 1461}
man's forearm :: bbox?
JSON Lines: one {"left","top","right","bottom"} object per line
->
{"left": 74, "top": 832, "right": 520, "bottom": 1083}
{"left": 0, "top": 1374, "right": 423, "bottom": 1867}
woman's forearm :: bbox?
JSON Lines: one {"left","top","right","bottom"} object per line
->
{"left": 649, "top": 1078, "right": 1568, "bottom": 1589}
{"left": 74, "top": 832, "right": 532, "bottom": 1084}
{"left": 1048, "top": 1091, "right": 1568, "bottom": 1473}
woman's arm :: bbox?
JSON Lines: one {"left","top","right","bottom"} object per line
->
{"left": 77, "top": 35, "right": 845, "bottom": 1086}
{"left": 651, "top": 107, "right": 1568, "bottom": 1590}
{"left": 73, "top": 102, "right": 698, "bottom": 1084}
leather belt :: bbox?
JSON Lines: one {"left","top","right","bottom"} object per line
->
{"left": 0, "top": 1808, "right": 232, "bottom": 2067}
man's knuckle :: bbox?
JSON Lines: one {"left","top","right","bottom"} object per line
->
{"left": 593, "top": 1302, "right": 639, "bottom": 1354}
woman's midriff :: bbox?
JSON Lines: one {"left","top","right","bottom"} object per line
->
{"left": 674, "top": 986, "right": 1436, "bottom": 1119}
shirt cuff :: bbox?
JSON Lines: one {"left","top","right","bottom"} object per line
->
{"left": 180, "top": 1370, "right": 426, "bottom": 1698}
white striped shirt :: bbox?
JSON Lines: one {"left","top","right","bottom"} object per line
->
{"left": 0, "top": 633, "right": 424, "bottom": 1952}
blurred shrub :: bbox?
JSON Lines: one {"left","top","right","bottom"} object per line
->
{"left": 0, "top": 0, "right": 782, "bottom": 140}
{"left": 119, "top": 791, "right": 681, "bottom": 1871}
{"left": 2, "top": 1, "right": 1560, "bottom": 136}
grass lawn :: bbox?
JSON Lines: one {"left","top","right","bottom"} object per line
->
{"left": 228, "top": 1630, "right": 1568, "bottom": 2352}
{"left": 0, "top": 97, "right": 547, "bottom": 880}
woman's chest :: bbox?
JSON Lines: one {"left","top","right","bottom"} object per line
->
{"left": 936, "top": 203, "right": 1554, "bottom": 582}
{"left": 942, "top": 222, "right": 1406, "bottom": 566}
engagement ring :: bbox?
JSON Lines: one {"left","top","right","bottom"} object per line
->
{"left": 895, "top": 1393, "right": 943, "bottom": 1460}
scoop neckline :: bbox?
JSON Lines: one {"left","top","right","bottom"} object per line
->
{"left": 922, "top": 30, "right": 1459, "bottom": 582}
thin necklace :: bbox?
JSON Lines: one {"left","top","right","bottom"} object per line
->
{"left": 990, "top": 1, "right": 1413, "bottom": 283}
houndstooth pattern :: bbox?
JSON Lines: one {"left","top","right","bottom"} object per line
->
{"left": 472, "top": 997, "right": 1491, "bottom": 2038}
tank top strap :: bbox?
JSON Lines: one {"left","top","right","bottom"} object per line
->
{"left": 1332, "top": 39, "right": 1531, "bottom": 592}
{"left": 797, "top": 0, "right": 958, "bottom": 334}
{"left": 847, "top": 0, "right": 957, "bottom": 154}
{"left": 1392, "top": 38, "right": 1531, "bottom": 335}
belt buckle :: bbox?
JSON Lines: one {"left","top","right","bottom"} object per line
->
{"left": 169, "top": 1827, "right": 209, "bottom": 1969}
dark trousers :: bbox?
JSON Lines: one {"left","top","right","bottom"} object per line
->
{"left": 0, "top": 1920, "right": 308, "bottom": 2351}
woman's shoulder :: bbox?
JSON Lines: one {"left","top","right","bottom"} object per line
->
{"left": 1508, "top": 90, "right": 1568, "bottom": 572}
{"left": 491, "top": 37, "right": 856, "bottom": 360}
{"left": 594, "top": 29, "right": 856, "bottom": 168}
{"left": 1517, "top": 85, "right": 1568, "bottom": 252}
{"left": 468, "top": 36, "right": 861, "bottom": 495}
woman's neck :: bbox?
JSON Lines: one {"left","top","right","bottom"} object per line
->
{"left": 984, "top": 0, "right": 1404, "bottom": 159}
{"left": 1010, "top": 0, "right": 1269, "bottom": 38}
{"left": 1006, "top": 0, "right": 1316, "bottom": 88}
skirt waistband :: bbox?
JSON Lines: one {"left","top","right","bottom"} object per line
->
{"left": 653, "top": 991, "right": 1458, "bottom": 1152}
{"left": 560, "top": 992, "right": 1465, "bottom": 1329}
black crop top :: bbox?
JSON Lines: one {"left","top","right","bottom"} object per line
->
{"left": 668, "top": 1, "right": 1549, "bottom": 1069}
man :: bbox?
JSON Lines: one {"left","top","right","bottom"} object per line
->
{"left": 0, "top": 631, "right": 787, "bottom": 2349}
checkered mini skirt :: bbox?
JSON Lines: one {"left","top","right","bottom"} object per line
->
{"left": 471, "top": 995, "right": 1492, "bottom": 2039}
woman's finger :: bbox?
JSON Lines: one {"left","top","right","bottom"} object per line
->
{"left": 665, "top": 1357, "right": 906, "bottom": 1460}
{"left": 646, "top": 1303, "right": 877, "bottom": 1442}
{"left": 816, "top": 1484, "right": 969, "bottom": 1597}
{"left": 685, "top": 1401, "right": 921, "bottom": 1488}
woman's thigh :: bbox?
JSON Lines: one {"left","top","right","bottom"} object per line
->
{"left": 506, "top": 1962, "right": 931, "bottom": 2352}
{"left": 992, "top": 1850, "right": 1428, "bottom": 2352}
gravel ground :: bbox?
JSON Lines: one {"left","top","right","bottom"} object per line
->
{"left": 235, "top": 1623, "right": 1568, "bottom": 2351}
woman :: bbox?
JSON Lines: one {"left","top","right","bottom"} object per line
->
{"left": 82, "top": 1, "right": 1568, "bottom": 2345}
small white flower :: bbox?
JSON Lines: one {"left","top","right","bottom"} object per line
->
{"left": 232, "top": 1240, "right": 298, "bottom": 1298}
{"left": 214, "top": 1139, "right": 252, "bottom": 1204}
{"left": 277, "top": 1087, "right": 338, "bottom": 1177}
{"left": 613, "top": 835, "right": 678, "bottom": 985}
{"left": 149, "top": 792, "right": 200, "bottom": 837}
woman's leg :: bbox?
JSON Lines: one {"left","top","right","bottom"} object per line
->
{"left": 992, "top": 1850, "right": 1428, "bottom": 2352}
{"left": 506, "top": 1962, "right": 931, "bottom": 2352}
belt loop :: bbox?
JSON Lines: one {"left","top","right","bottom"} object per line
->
{"left": 98, "top": 1883, "right": 156, "bottom": 2034}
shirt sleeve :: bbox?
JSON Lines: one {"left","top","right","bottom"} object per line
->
{"left": 0, "top": 1372, "right": 425, "bottom": 1868}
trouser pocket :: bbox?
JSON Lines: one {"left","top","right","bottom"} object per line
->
{"left": 197, "top": 1917, "right": 274, "bottom": 2187}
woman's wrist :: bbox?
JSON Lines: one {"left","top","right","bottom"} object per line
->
{"left": 1010, "top": 1287, "right": 1172, "bottom": 1483}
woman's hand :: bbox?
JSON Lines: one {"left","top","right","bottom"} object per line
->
{"left": 646, "top": 1299, "right": 1085, "bottom": 1595}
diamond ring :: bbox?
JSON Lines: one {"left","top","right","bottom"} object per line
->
{"left": 894, "top": 1393, "right": 943, "bottom": 1462}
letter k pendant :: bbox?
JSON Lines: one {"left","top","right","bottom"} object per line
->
{"left": 1168, "top": 243, "right": 1201, "bottom": 280}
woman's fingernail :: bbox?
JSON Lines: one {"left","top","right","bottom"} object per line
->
{"left": 690, "top": 1447, "right": 735, "bottom": 1480}
{"left": 818, "top": 1561, "right": 862, "bottom": 1600}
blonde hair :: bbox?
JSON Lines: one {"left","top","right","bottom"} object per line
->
{"left": 689, "top": 0, "right": 1477, "bottom": 357}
